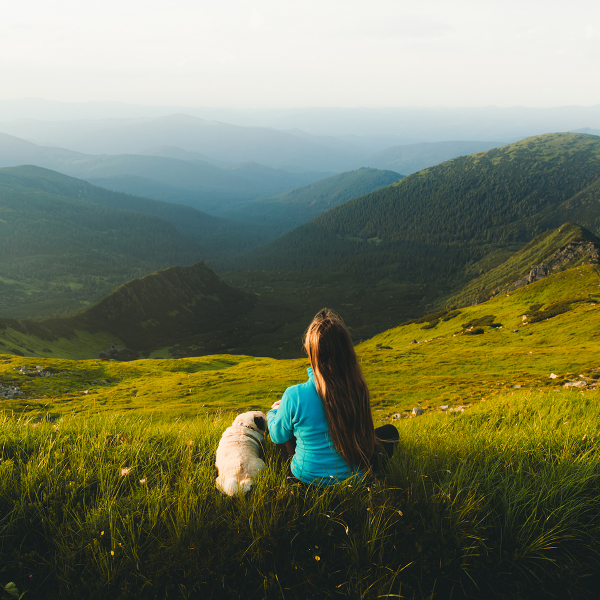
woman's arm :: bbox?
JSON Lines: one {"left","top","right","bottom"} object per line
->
{"left": 267, "top": 391, "right": 294, "bottom": 444}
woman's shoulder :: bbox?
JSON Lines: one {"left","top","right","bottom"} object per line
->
{"left": 283, "top": 372, "right": 319, "bottom": 402}
{"left": 284, "top": 378, "right": 315, "bottom": 398}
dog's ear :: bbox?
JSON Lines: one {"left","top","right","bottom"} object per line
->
{"left": 254, "top": 415, "right": 265, "bottom": 431}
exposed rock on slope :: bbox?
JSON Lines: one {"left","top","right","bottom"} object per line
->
{"left": 448, "top": 223, "right": 600, "bottom": 308}
{"left": 508, "top": 240, "right": 599, "bottom": 292}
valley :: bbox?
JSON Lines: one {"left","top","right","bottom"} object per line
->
{"left": 3, "top": 263, "right": 599, "bottom": 421}
{"left": 0, "top": 163, "right": 399, "bottom": 318}
{"left": 3, "top": 133, "right": 600, "bottom": 364}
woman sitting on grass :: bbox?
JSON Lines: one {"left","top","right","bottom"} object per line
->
{"left": 267, "top": 308, "right": 399, "bottom": 486}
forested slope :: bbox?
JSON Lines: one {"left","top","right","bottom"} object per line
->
{"left": 0, "top": 165, "right": 269, "bottom": 254}
{"left": 228, "top": 168, "right": 402, "bottom": 235}
{"left": 241, "top": 134, "right": 600, "bottom": 282}
{"left": 0, "top": 167, "right": 206, "bottom": 317}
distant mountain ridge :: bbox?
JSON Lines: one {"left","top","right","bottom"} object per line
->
{"left": 3, "top": 99, "right": 600, "bottom": 140}
{"left": 0, "top": 114, "right": 362, "bottom": 171}
{"left": 0, "top": 132, "right": 331, "bottom": 214}
{"left": 351, "top": 141, "right": 501, "bottom": 175}
{"left": 227, "top": 168, "right": 403, "bottom": 236}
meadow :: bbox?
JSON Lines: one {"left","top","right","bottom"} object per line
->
{"left": 1, "top": 390, "right": 599, "bottom": 599}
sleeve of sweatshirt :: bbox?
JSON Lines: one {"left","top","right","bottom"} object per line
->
{"left": 267, "top": 388, "right": 295, "bottom": 444}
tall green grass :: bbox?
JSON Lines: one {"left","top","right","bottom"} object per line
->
{"left": 1, "top": 391, "right": 599, "bottom": 599}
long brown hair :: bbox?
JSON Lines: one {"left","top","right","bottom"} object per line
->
{"left": 304, "top": 308, "right": 375, "bottom": 470}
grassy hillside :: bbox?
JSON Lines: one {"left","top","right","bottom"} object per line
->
{"left": 1, "top": 264, "right": 600, "bottom": 598}
{"left": 226, "top": 168, "right": 402, "bottom": 236}
{"left": 1, "top": 394, "right": 598, "bottom": 599}
{"left": 2, "top": 262, "right": 599, "bottom": 416}
{"left": 241, "top": 133, "right": 600, "bottom": 282}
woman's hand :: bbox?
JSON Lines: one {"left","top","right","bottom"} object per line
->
{"left": 271, "top": 401, "right": 281, "bottom": 410}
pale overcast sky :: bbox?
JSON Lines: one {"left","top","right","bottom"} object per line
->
{"left": 1, "top": 0, "right": 599, "bottom": 108}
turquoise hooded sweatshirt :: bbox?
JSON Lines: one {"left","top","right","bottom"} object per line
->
{"left": 267, "top": 368, "right": 363, "bottom": 485}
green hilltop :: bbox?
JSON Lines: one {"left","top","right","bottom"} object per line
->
{"left": 67, "top": 262, "right": 254, "bottom": 353}
{"left": 0, "top": 262, "right": 253, "bottom": 361}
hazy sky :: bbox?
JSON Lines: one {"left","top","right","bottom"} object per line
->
{"left": 1, "top": 0, "right": 599, "bottom": 108}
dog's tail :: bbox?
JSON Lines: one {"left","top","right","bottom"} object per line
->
{"left": 216, "top": 475, "right": 253, "bottom": 496}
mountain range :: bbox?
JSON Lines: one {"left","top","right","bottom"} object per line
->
{"left": 0, "top": 131, "right": 331, "bottom": 214}
{"left": 227, "top": 168, "right": 402, "bottom": 235}
{"left": 4, "top": 131, "right": 600, "bottom": 360}
{"left": 0, "top": 114, "right": 361, "bottom": 172}
{"left": 0, "top": 113, "right": 541, "bottom": 177}
{"left": 2, "top": 98, "right": 600, "bottom": 140}
{"left": 0, "top": 164, "right": 400, "bottom": 318}
{"left": 241, "top": 133, "right": 600, "bottom": 282}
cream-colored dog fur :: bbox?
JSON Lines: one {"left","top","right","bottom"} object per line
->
{"left": 215, "top": 411, "right": 268, "bottom": 496}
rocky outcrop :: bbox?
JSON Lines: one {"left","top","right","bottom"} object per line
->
{"left": 0, "top": 384, "right": 24, "bottom": 400}
{"left": 16, "top": 365, "right": 59, "bottom": 377}
{"left": 506, "top": 241, "right": 599, "bottom": 293}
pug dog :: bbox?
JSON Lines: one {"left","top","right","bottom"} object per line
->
{"left": 215, "top": 411, "right": 268, "bottom": 496}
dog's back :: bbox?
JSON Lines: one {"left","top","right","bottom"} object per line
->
{"left": 215, "top": 411, "right": 267, "bottom": 496}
